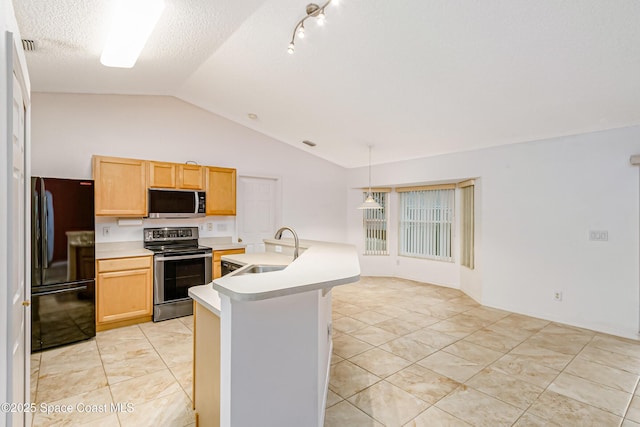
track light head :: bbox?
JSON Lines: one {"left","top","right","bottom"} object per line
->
{"left": 288, "top": 1, "right": 339, "bottom": 54}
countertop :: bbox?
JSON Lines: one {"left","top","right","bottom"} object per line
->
{"left": 210, "top": 241, "right": 360, "bottom": 302}
{"left": 95, "top": 238, "right": 245, "bottom": 260}
{"left": 263, "top": 237, "right": 327, "bottom": 248}
{"left": 95, "top": 241, "right": 152, "bottom": 260}
{"left": 199, "top": 238, "right": 246, "bottom": 252}
{"left": 221, "top": 252, "right": 294, "bottom": 266}
{"left": 189, "top": 285, "right": 222, "bottom": 316}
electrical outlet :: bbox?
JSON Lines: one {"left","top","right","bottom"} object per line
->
{"left": 589, "top": 230, "right": 608, "bottom": 241}
{"left": 275, "top": 245, "right": 283, "bottom": 253}
{"left": 102, "top": 226, "right": 110, "bottom": 237}
{"left": 217, "top": 223, "right": 228, "bottom": 232}
{"left": 207, "top": 222, "right": 213, "bottom": 231}
{"left": 553, "top": 291, "right": 563, "bottom": 302}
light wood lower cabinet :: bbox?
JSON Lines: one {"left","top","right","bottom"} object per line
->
{"left": 193, "top": 301, "right": 220, "bottom": 427}
{"left": 96, "top": 256, "right": 153, "bottom": 331}
{"left": 213, "top": 249, "right": 245, "bottom": 279}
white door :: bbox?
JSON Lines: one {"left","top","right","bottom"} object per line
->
{"left": 237, "top": 176, "right": 279, "bottom": 253}
{"left": 8, "top": 69, "right": 28, "bottom": 427}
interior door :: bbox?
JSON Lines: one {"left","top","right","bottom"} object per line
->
{"left": 9, "top": 68, "right": 27, "bottom": 426}
{"left": 237, "top": 176, "right": 279, "bottom": 253}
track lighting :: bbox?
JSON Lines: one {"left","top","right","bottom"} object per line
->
{"left": 288, "top": 1, "right": 338, "bottom": 54}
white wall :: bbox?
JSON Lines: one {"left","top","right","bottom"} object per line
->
{"left": 30, "top": 93, "right": 348, "bottom": 243}
{"left": 28, "top": 94, "right": 640, "bottom": 339}
{"left": 348, "top": 126, "right": 640, "bottom": 339}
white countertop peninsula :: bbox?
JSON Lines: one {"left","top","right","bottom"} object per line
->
{"left": 213, "top": 242, "right": 358, "bottom": 301}
{"left": 188, "top": 240, "right": 360, "bottom": 427}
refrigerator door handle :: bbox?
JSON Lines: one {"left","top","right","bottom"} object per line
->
{"left": 32, "top": 179, "right": 41, "bottom": 271}
{"left": 41, "top": 177, "right": 49, "bottom": 269}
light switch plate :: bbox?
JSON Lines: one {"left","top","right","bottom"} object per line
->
{"left": 589, "top": 230, "right": 608, "bottom": 241}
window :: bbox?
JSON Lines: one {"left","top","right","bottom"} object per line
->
{"left": 362, "top": 190, "right": 389, "bottom": 255}
{"left": 398, "top": 185, "right": 454, "bottom": 261}
{"left": 459, "top": 180, "right": 475, "bottom": 269}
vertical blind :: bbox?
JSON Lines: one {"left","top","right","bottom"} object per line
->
{"left": 398, "top": 187, "right": 454, "bottom": 261}
{"left": 459, "top": 181, "right": 475, "bottom": 269}
{"left": 363, "top": 191, "right": 388, "bottom": 255}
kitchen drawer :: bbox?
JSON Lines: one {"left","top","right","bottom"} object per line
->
{"left": 97, "top": 256, "right": 152, "bottom": 273}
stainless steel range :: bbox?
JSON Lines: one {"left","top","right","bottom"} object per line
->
{"left": 143, "top": 227, "right": 212, "bottom": 321}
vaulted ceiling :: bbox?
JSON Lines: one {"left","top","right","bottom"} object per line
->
{"left": 13, "top": 0, "right": 640, "bottom": 167}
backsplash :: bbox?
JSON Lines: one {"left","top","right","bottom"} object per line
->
{"left": 95, "top": 216, "right": 237, "bottom": 243}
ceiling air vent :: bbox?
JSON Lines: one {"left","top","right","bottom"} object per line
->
{"left": 302, "top": 140, "right": 317, "bottom": 147}
{"left": 22, "top": 39, "right": 35, "bottom": 52}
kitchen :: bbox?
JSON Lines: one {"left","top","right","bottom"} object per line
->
{"left": 3, "top": 0, "right": 640, "bottom": 426}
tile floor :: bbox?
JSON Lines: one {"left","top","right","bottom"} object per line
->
{"left": 31, "top": 276, "right": 640, "bottom": 426}
{"left": 30, "top": 316, "right": 195, "bottom": 426}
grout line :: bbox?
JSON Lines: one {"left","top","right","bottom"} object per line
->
{"left": 621, "top": 376, "right": 640, "bottom": 425}
{"left": 335, "top": 278, "right": 639, "bottom": 426}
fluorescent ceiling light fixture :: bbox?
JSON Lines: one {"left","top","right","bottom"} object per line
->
{"left": 100, "top": 0, "right": 166, "bottom": 68}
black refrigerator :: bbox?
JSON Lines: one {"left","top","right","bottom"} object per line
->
{"left": 31, "top": 177, "right": 96, "bottom": 352}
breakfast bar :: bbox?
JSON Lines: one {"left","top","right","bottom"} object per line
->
{"left": 189, "top": 240, "right": 360, "bottom": 427}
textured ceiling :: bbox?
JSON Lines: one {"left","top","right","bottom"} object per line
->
{"left": 14, "top": 0, "right": 640, "bottom": 167}
{"left": 13, "top": 0, "right": 267, "bottom": 94}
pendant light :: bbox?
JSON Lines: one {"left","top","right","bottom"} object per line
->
{"left": 358, "top": 145, "right": 382, "bottom": 210}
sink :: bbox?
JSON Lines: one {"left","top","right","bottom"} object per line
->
{"left": 234, "top": 264, "right": 286, "bottom": 275}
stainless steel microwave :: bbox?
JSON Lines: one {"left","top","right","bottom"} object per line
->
{"left": 148, "top": 189, "right": 206, "bottom": 218}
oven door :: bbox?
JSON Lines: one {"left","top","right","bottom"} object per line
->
{"left": 154, "top": 251, "right": 212, "bottom": 305}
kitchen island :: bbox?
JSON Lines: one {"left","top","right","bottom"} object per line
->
{"left": 188, "top": 240, "right": 360, "bottom": 427}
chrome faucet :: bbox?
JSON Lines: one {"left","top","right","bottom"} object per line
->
{"left": 274, "top": 226, "right": 299, "bottom": 260}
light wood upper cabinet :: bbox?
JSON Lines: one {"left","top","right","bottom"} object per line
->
{"left": 93, "top": 155, "right": 233, "bottom": 216}
{"left": 96, "top": 256, "right": 152, "bottom": 331}
{"left": 178, "top": 164, "right": 204, "bottom": 190}
{"left": 206, "top": 167, "right": 237, "bottom": 216}
{"left": 93, "top": 155, "right": 147, "bottom": 217}
{"left": 149, "top": 162, "right": 203, "bottom": 190}
{"left": 148, "top": 161, "right": 176, "bottom": 188}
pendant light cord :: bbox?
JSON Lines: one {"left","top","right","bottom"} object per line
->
{"left": 368, "top": 145, "right": 373, "bottom": 194}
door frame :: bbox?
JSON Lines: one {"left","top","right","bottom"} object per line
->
{"left": 4, "top": 29, "right": 31, "bottom": 427}
{"left": 236, "top": 174, "right": 282, "bottom": 252}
